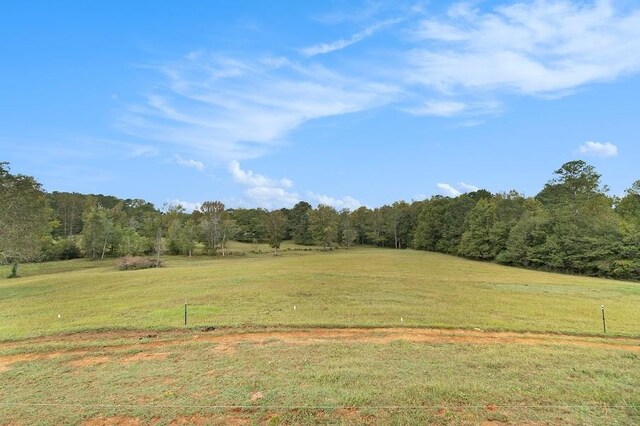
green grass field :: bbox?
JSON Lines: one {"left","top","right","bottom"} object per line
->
{"left": 1, "top": 247, "right": 639, "bottom": 339}
{"left": 2, "top": 247, "right": 640, "bottom": 424}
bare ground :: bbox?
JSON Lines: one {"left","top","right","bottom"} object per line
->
{"left": 2, "top": 327, "right": 639, "bottom": 373}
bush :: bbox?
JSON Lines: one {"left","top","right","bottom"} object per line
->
{"left": 117, "top": 256, "right": 164, "bottom": 271}
{"left": 41, "top": 237, "right": 82, "bottom": 261}
{"left": 55, "top": 238, "right": 82, "bottom": 260}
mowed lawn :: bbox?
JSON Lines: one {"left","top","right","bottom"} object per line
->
{"left": 1, "top": 247, "right": 640, "bottom": 340}
{"left": 2, "top": 248, "right": 640, "bottom": 424}
{"left": 1, "top": 330, "right": 640, "bottom": 425}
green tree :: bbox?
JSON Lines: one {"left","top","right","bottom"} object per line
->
{"left": 264, "top": 210, "right": 288, "bottom": 254}
{"left": 309, "top": 204, "right": 338, "bottom": 250}
{"left": 458, "top": 198, "right": 499, "bottom": 259}
{"left": 199, "top": 201, "right": 225, "bottom": 255}
{"left": 219, "top": 218, "right": 239, "bottom": 256}
{"left": 167, "top": 218, "right": 184, "bottom": 255}
{"left": 339, "top": 209, "right": 357, "bottom": 248}
{"left": 385, "top": 201, "right": 414, "bottom": 249}
{"left": 228, "top": 208, "right": 268, "bottom": 242}
{"left": 81, "top": 204, "right": 115, "bottom": 260}
{"left": 288, "top": 201, "right": 314, "bottom": 245}
{"left": 459, "top": 192, "right": 526, "bottom": 260}
{"left": 366, "top": 208, "right": 387, "bottom": 247}
{"left": 168, "top": 218, "right": 198, "bottom": 257}
{"left": 49, "top": 191, "right": 85, "bottom": 237}
{"left": 350, "top": 206, "right": 371, "bottom": 245}
{"left": 437, "top": 191, "right": 491, "bottom": 254}
{"left": 113, "top": 226, "right": 148, "bottom": 256}
{"left": 413, "top": 196, "right": 450, "bottom": 251}
{"left": 616, "top": 180, "right": 640, "bottom": 228}
{"left": 537, "top": 160, "right": 604, "bottom": 207}
{"left": 181, "top": 219, "right": 198, "bottom": 258}
{"left": 500, "top": 199, "right": 550, "bottom": 267}
{"left": 0, "top": 163, "right": 52, "bottom": 277}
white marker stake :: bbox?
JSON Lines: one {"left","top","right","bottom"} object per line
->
{"left": 401, "top": 317, "right": 404, "bottom": 323}
{"left": 294, "top": 305, "right": 297, "bottom": 310}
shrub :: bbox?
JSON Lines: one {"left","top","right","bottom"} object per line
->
{"left": 117, "top": 256, "right": 164, "bottom": 271}
{"left": 41, "top": 238, "right": 82, "bottom": 261}
{"left": 55, "top": 238, "right": 82, "bottom": 260}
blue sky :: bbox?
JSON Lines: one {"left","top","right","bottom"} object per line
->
{"left": 2, "top": 0, "right": 640, "bottom": 211}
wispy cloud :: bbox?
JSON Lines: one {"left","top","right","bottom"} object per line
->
{"left": 403, "top": 100, "right": 502, "bottom": 117}
{"left": 437, "top": 181, "right": 480, "bottom": 197}
{"left": 128, "top": 145, "right": 159, "bottom": 158}
{"left": 459, "top": 182, "right": 480, "bottom": 192}
{"left": 117, "top": 1, "right": 640, "bottom": 165}
{"left": 404, "top": 100, "right": 467, "bottom": 117}
{"left": 408, "top": 1, "right": 640, "bottom": 96}
{"left": 436, "top": 183, "right": 461, "bottom": 197}
{"left": 120, "top": 54, "right": 398, "bottom": 161}
{"left": 578, "top": 141, "right": 618, "bottom": 157}
{"left": 301, "top": 18, "right": 401, "bottom": 57}
{"left": 174, "top": 155, "right": 205, "bottom": 171}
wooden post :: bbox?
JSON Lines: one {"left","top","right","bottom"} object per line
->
{"left": 184, "top": 302, "right": 188, "bottom": 326}
{"left": 601, "top": 305, "right": 606, "bottom": 334}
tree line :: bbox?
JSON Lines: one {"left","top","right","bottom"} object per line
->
{"left": 1, "top": 160, "right": 639, "bottom": 280}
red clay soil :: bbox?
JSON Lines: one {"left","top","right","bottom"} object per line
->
{"left": 2, "top": 327, "right": 640, "bottom": 373}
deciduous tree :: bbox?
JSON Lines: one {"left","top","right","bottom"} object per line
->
{"left": 0, "top": 163, "right": 52, "bottom": 277}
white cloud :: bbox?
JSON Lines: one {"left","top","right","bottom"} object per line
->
{"left": 301, "top": 18, "right": 401, "bottom": 57}
{"left": 116, "top": 1, "right": 640, "bottom": 166}
{"left": 245, "top": 186, "right": 300, "bottom": 209}
{"left": 128, "top": 145, "right": 158, "bottom": 158}
{"left": 228, "top": 161, "right": 362, "bottom": 210}
{"left": 436, "top": 183, "right": 461, "bottom": 197}
{"left": 408, "top": 1, "right": 640, "bottom": 96}
{"left": 403, "top": 99, "right": 503, "bottom": 118}
{"left": 174, "top": 155, "right": 205, "bottom": 171}
{"left": 404, "top": 101, "right": 467, "bottom": 117}
{"left": 578, "top": 141, "right": 618, "bottom": 157}
{"left": 437, "top": 182, "right": 480, "bottom": 197}
{"left": 459, "top": 182, "right": 479, "bottom": 192}
{"left": 229, "top": 160, "right": 292, "bottom": 188}
{"left": 307, "top": 192, "right": 363, "bottom": 210}
{"left": 228, "top": 161, "right": 300, "bottom": 209}
{"left": 120, "top": 54, "right": 399, "bottom": 161}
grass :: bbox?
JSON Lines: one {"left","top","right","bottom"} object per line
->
{"left": 2, "top": 247, "right": 640, "bottom": 424}
{"left": 1, "top": 330, "right": 639, "bottom": 424}
{"left": 1, "top": 247, "right": 639, "bottom": 340}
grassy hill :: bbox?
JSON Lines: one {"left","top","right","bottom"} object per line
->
{"left": 2, "top": 247, "right": 639, "bottom": 340}
{"left": 2, "top": 247, "right": 640, "bottom": 424}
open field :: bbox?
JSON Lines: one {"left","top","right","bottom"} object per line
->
{"left": 1, "top": 247, "right": 640, "bottom": 339}
{"left": 2, "top": 248, "right": 640, "bottom": 424}
{"left": 1, "top": 328, "right": 640, "bottom": 425}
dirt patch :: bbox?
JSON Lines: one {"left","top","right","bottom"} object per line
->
{"left": 203, "top": 328, "right": 640, "bottom": 354}
{"left": 82, "top": 416, "right": 142, "bottom": 426}
{"left": 334, "top": 407, "right": 360, "bottom": 419}
{"left": 122, "top": 352, "right": 168, "bottom": 363}
{"left": 250, "top": 391, "right": 263, "bottom": 402}
{"left": 69, "top": 356, "right": 110, "bottom": 367}
{"left": 212, "top": 343, "right": 237, "bottom": 355}
{"left": 169, "top": 414, "right": 250, "bottom": 425}
{"left": 0, "top": 352, "right": 64, "bottom": 373}
{"left": 3, "top": 328, "right": 640, "bottom": 371}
